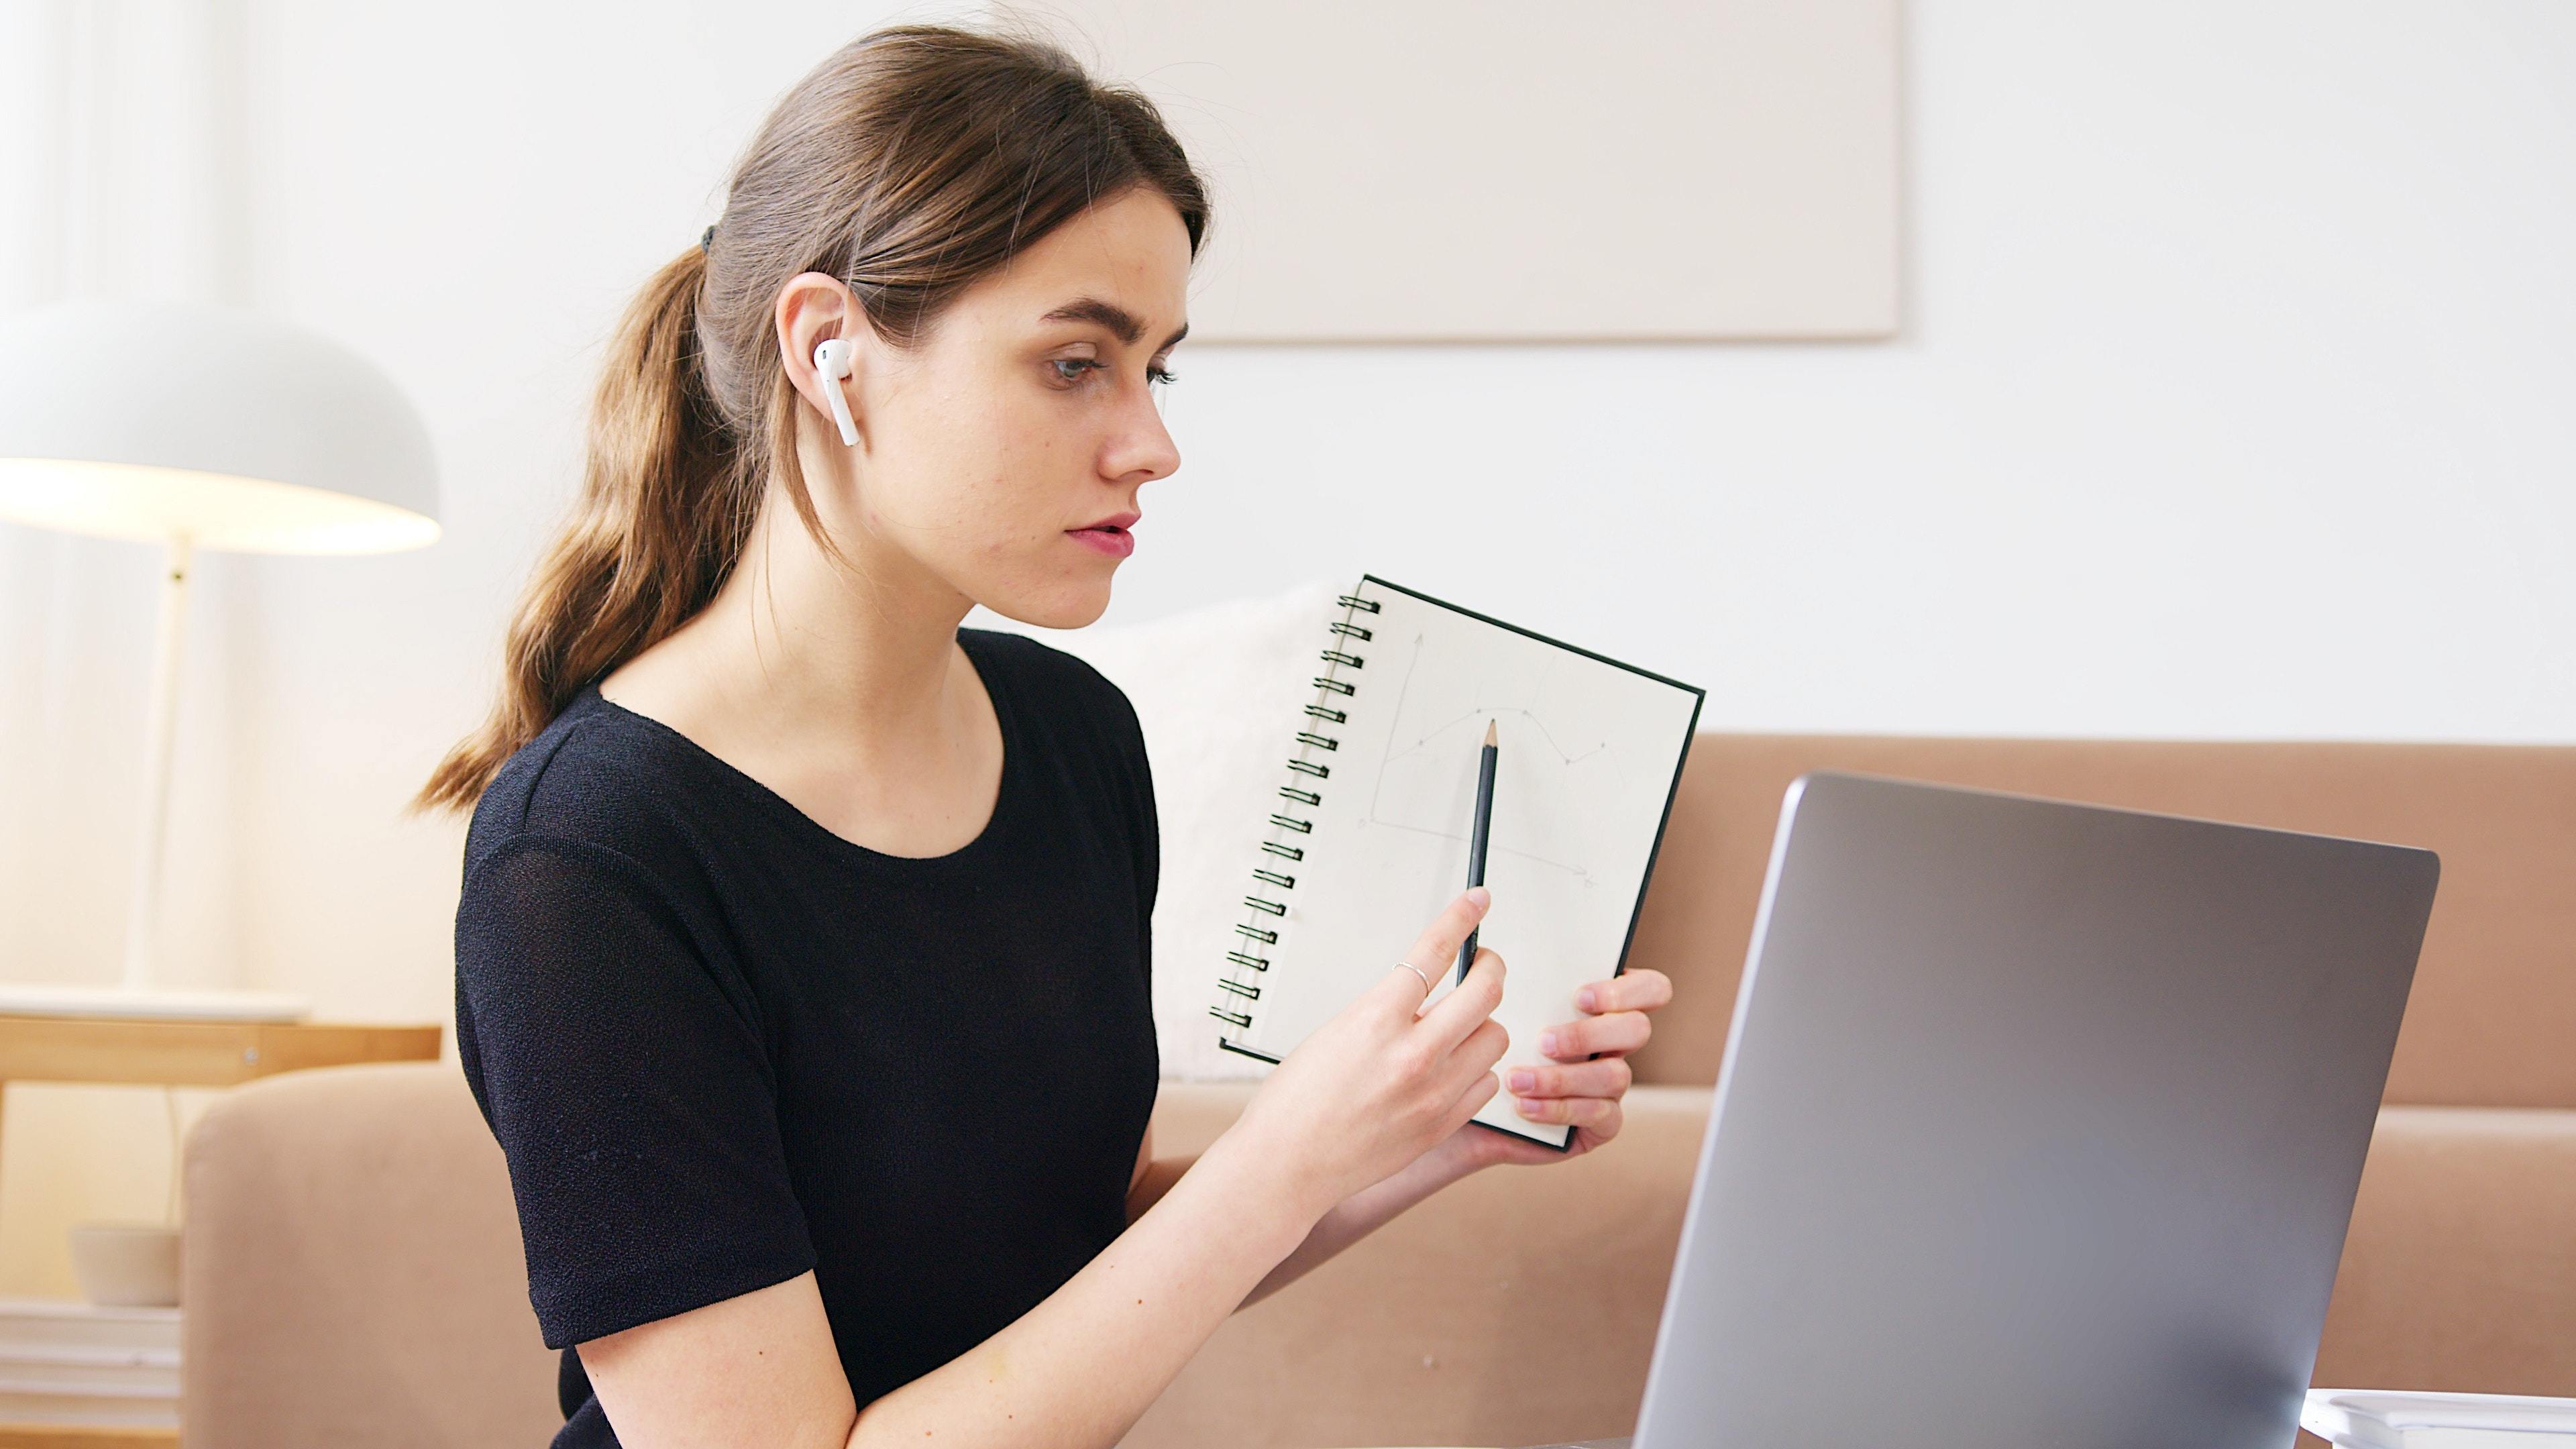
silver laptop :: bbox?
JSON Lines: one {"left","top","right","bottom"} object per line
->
{"left": 1521, "top": 771, "right": 2437, "bottom": 1449}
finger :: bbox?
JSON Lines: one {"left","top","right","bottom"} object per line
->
{"left": 1375, "top": 957, "right": 1440, "bottom": 1012}
{"left": 1574, "top": 969, "right": 1672, "bottom": 1016}
{"left": 1401, "top": 888, "right": 1492, "bottom": 989}
{"left": 1406, "top": 944, "right": 1505, "bottom": 1020}
{"left": 1417, "top": 945, "right": 1505, "bottom": 1051}
{"left": 1503, "top": 1056, "right": 1632, "bottom": 1100}
{"left": 1512, "top": 1092, "right": 1622, "bottom": 1130}
{"left": 1448, "top": 1068, "right": 1502, "bottom": 1128}
{"left": 1581, "top": 1098, "right": 1625, "bottom": 1147}
{"left": 1540, "top": 1010, "right": 1650, "bottom": 1061}
{"left": 1445, "top": 1016, "right": 1510, "bottom": 1089}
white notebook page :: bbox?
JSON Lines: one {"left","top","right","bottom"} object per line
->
{"left": 1211, "top": 576, "right": 1703, "bottom": 1148}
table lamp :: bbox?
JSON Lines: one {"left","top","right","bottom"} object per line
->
{"left": 0, "top": 297, "right": 440, "bottom": 1022}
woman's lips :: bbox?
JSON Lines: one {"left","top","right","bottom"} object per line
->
{"left": 1068, "top": 525, "right": 1135, "bottom": 558}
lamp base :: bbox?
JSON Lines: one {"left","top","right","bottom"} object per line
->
{"left": 0, "top": 983, "right": 311, "bottom": 1023}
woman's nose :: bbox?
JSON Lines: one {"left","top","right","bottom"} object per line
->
{"left": 1108, "top": 384, "right": 1181, "bottom": 483}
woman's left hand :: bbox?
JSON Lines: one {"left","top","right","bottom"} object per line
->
{"left": 1443, "top": 967, "right": 1674, "bottom": 1168}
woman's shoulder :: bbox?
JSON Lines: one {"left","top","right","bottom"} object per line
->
{"left": 460, "top": 686, "right": 716, "bottom": 897}
{"left": 963, "top": 627, "right": 1155, "bottom": 851}
{"left": 961, "top": 625, "right": 1142, "bottom": 739}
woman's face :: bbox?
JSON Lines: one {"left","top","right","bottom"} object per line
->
{"left": 782, "top": 184, "right": 1191, "bottom": 630}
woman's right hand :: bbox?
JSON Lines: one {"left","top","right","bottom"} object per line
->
{"left": 1220, "top": 886, "right": 1510, "bottom": 1222}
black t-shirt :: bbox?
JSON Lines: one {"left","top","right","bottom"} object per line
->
{"left": 452, "top": 627, "right": 1161, "bottom": 1448}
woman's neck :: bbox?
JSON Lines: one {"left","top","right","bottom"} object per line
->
{"left": 594, "top": 478, "right": 999, "bottom": 839}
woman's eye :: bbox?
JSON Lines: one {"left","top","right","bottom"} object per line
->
{"left": 1049, "top": 358, "right": 1179, "bottom": 388}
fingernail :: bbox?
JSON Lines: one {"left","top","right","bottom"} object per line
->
{"left": 1508, "top": 1068, "right": 1535, "bottom": 1093}
{"left": 1465, "top": 885, "right": 1490, "bottom": 909}
{"left": 1519, "top": 1097, "right": 1548, "bottom": 1118}
{"left": 1576, "top": 987, "right": 1597, "bottom": 1011}
{"left": 1540, "top": 1031, "right": 1560, "bottom": 1057}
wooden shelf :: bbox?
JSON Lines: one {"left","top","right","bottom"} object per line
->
{"left": 0, "top": 1016, "right": 441, "bottom": 1089}
{"left": 0, "top": 1430, "right": 176, "bottom": 1449}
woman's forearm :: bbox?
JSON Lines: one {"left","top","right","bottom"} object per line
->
{"left": 1238, "top": 1130, "right": 1487, "bottom": 1309}
{"left": 1130, "top": 1131, "right": 1490, "bottom": 1315}
{"left": 844, "top": 1130, "right": 1318, "bottom": 1449}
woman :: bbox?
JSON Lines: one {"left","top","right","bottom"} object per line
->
{"left": 416, "top": 23, "right": 1671, "bottom": 1449}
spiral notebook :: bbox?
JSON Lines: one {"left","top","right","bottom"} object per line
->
{"left": 1206, "top": 575, "right": 1705, "bottom": 1148}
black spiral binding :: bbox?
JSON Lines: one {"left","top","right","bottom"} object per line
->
{"left": 1210, "top": 591, "right": 1383, "bottom": 1046}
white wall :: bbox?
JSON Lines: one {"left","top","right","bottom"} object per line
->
{"left": 2, "top": 0, "right": 2571, "bottom": 1295}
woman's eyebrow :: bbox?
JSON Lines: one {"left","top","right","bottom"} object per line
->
{"left": 1040, "top": 297, "right": 1188, "bottom": 350}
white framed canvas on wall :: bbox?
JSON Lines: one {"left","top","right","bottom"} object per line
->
{"left": 1010, "top": 0, "right": 1901, "bottom": 342}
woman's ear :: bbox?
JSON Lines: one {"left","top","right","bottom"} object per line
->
{"left": 777, "top": 272, "right": 864, "bottom": 447}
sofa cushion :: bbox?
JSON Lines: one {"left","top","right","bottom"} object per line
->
{"left": 1128, "top": 1081, "right": 1708, "bottom": 1449}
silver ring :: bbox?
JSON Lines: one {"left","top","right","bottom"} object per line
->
{"left": 1397, "top": 961, "right": 1433, "bottom": 994}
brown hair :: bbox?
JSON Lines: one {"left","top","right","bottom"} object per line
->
{"left": 412, "top": 21, "right": 1208, "bottom": 815}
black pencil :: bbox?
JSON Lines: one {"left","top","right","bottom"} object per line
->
{"left": 1456, "top": 719, "right": 1497, "bottom": 983}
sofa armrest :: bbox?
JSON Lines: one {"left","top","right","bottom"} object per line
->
{"left": 180, "top": 1062, "right": 560, "bottom": 1449}
{"left": 2312, "top": 1106, "right": 2576, "bottom": 1397}
{"left": 1126, "top": 1082, "right": 1711, "bottom": 1449}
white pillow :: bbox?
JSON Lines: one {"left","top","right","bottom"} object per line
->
{"left": 985, "top": 577, "right": 1344, "bottom": 1080}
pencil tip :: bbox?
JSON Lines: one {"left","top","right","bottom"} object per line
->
{"left": 1484, "top": 719, "right": 1497, "bottom": 746}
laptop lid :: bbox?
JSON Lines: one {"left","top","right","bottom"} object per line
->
{"left": 1627, "top": 771, "right": 2438, "bottom": 1449}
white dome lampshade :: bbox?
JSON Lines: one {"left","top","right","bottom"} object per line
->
{"left": 0, "top": 297, "right": 440, "bottom": 552}
{"left": 0, "top": 297, "right": 441, "bottom": 1023}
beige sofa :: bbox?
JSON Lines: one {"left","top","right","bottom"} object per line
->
{"left": 178, "top": 735, "right": 2576, "bottom": 1448}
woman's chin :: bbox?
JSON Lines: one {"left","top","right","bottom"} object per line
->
{"left": 977, "top": 574, "right": 1115, "bottom": 632}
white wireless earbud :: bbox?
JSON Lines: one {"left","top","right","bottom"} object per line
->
{"left": 812, "top": 337, "right": 859, "bottom": 446}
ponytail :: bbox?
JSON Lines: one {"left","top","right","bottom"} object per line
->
{"left": 410, "top": 245, "right": 751, "bottom": 814}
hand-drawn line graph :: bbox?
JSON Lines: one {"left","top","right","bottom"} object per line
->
{"left": 1358, "top": 629, "right": 1612, "bottom": 888}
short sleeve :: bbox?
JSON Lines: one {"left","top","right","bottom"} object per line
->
{"left": 453, "top": 835, "right": 816, "bottom": 1348}
{"left": 1097, "top": 674, "right": 1159, "bottom": 987}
